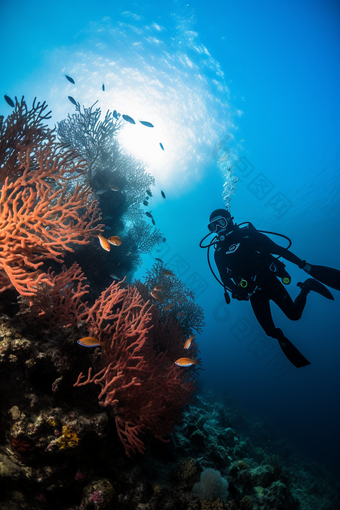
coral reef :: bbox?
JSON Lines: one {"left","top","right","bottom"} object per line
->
{"left": 148, "top": 305, "right": 200, "bottom": 364}
{"left": 57, "top": 101, "right": 164, "bottom": 281}
{"left": 193, "top": 467, "right": 229, "bottom": 502}
{"left": 138, "top": 262, "right": 206, "bottom": 336}
{"left": 74, "top": 280, "right": 198, "bottom": 456}
{"left": 18, "top": 263, "right": 89, "bottom": 328}
{"left": 0, "top": 99, "right": 102, "bottom": 296}
{"left": 123, "top": 220, "right": 164, "bottom": 268}
{"left": 1, "top": 332, "right": 339, "bottom": 510}
{"left": 57, "top": 102, "right": 123, "bottom": 184}
{"left": 80, "top": 479, "right": 115, "bottom": 510}
{"left": 0, "top": 96, "right": 338, "bottom": 510}
{"left": 55, "top": 425, "right": 79, "bottom": 450}
{"left": 0, "top": 96, "right": 53, "bottom": 182}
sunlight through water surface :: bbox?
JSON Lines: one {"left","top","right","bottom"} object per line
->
{"left": 46, "top": 10, "right": 241, "bottom": 198}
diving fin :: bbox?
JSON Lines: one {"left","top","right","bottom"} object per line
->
{"left": 297, "top": 278, "right": 334, "bottom": 300}
{"left": 275, "top": 329, "right": 311, "bottom": 368}
{"left": 303, "top": 263, "right": 340, "bottom": 292}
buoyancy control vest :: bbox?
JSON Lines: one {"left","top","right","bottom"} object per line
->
{"left": 214, "top": 223, "right": 291, "bottom": 295}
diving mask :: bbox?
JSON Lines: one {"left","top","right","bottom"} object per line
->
{"left": 207, "top": 215, "right": 229, "bottom": 233}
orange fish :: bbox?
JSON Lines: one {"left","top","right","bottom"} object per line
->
{"left": 108, "top": 236, "right": 122, "bottom": 246}
{"left": 184, "top": 334, "right": 195, "bottom": 350}
{"left": 177, "top": 312, "right": 185, "bottom": 317}
{"left": 164, "top": 303, "right": 175, "bottom": 311}
{"left": 175, "top": 357, "right": 200, "bottom": 367}
{"left": 162, "top": 270, "right": 174, "bottom": 277}
{"left": 77, "top": 337, "right": 103, "bottom": 348}
{"left": 154, "top": 284, "right": 162, "bottom": 292}
{"left": 98, "top": 235, "right": 110, "bottom": 251}
{"left": 151, "top": 291, "right": 163, "bottom": 302}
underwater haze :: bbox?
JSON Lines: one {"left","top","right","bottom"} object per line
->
{"left": 1, "top": 0, "right": 340, "bottom": 501}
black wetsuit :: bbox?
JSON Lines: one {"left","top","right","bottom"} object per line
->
{"left": 214, "top": 223, "right": 308, "bottom": 339}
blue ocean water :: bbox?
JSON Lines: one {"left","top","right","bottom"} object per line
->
{"left": 1, "top": 0, "right": 339, "bottom": 475}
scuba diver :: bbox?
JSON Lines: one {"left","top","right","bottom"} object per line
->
{"left": 200, "top": 208, "right": 340, "bottom": 368}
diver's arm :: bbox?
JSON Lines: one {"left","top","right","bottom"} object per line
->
{"left": 259, "top": 233, "right": 307, "bottom": 268}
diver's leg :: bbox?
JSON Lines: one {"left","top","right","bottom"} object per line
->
{"left": 250, "top": 286, "right": 311, "bottom": 368}
{"left": 271, "top": 276, "right": 333, "bottom": 321}
{"left": 270, "top": 276, "right": 307, "bottom": 321}
{"left": 250, "top": 289, "right": 277, "bottom": 337}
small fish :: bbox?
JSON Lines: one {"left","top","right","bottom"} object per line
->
{"left": 103, "top": 215, "right": 113, "bottom": 221}
{"left": 110, "top": 274, "right": 120, "bottom": 280}
{"left": 98, "top": 235, "right": 110, "bottom": 251}
{"left": 175, "top": 357, "right": 200, "bottom": 367}
{"left": 127, "top": 251, "right": 132, "bottom": 256}
{"left": 105, "top": 226, "right": 112, "bottom": 230}
{"left": 162, "top": 270, "right": 174, "bottom": 277}
{"left": 110, "top": 185, "right": 120, "bottom": 192}
{"left": 152, "top": 218, "right": 156, "bottom": 226}
{"left": 177, "top": 312, "right": 185, "bottom": 317}
{"left": 143, "top": 200, "right": 148, "bottom": 206}
{"left": 161, "top": 191, "right": 166, "bottom": 199}
{"left": 164, "top": 302, "right": 175, "bottom": 311}
{"left": 162, "top": 237, "right": 166, "bottom": 243}
{"left": 77, "top": 337, "right": 102, "bottom": 348}
{"left": 139, "top": 120, "right": 154, "bottom": 128}
{"left": 146, "top": 189, "right": 153, "bottom": 197}
{"left": 113, "top": 110, "right": 119, "bottom": 119}
{"left": 122, "top": 114, "right": 135, "bottom": 124}
{"left": 159, "top": 143, "right": 164, "bottom": 151}
{"left": 151, "top": 291, "right": 163, "bottom": 302}
{"left": 184, "top": 334, "right": 195, "bottom": 350}
{"left": 155, "top": 258, "right": 163, "bottom": 263}
{"left": 102, "top": 83, "right": 105, "bottom": 91}
{"left": 145, "top": 211, "right": 153, "bottom": 218}
{"left": 154, "top": 285, "right": 162, "bottom": 292}
{"left": 95, "top": 188, "right": 108, "bottom": 195}
{"left": 4, "top": 95, "right": 15, "bottom": 107}
{"left": 108, "top": 236, "right": 122, "bottom": 246}
{"left": 68, "top": 96, "right": 78, "bottom": 106}
{"left": 65, "top": 75, "right": 75, "bottom": 84}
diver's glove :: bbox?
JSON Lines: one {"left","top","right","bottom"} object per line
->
{"left": 298, "top": 260, "right": 312, "bottom": 274}
{"left": 231, "top": 286, "right": 249, "bottom": 301}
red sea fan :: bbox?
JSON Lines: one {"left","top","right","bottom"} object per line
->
{"left": 74, "top": 281, "right": 197, "bottom": 456}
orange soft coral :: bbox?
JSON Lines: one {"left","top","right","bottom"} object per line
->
{"left": 0, "top": 98, "right": 103, "bottom": 296}
{"left": 0, "top": 141, "right": 102, "bottom": 296}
